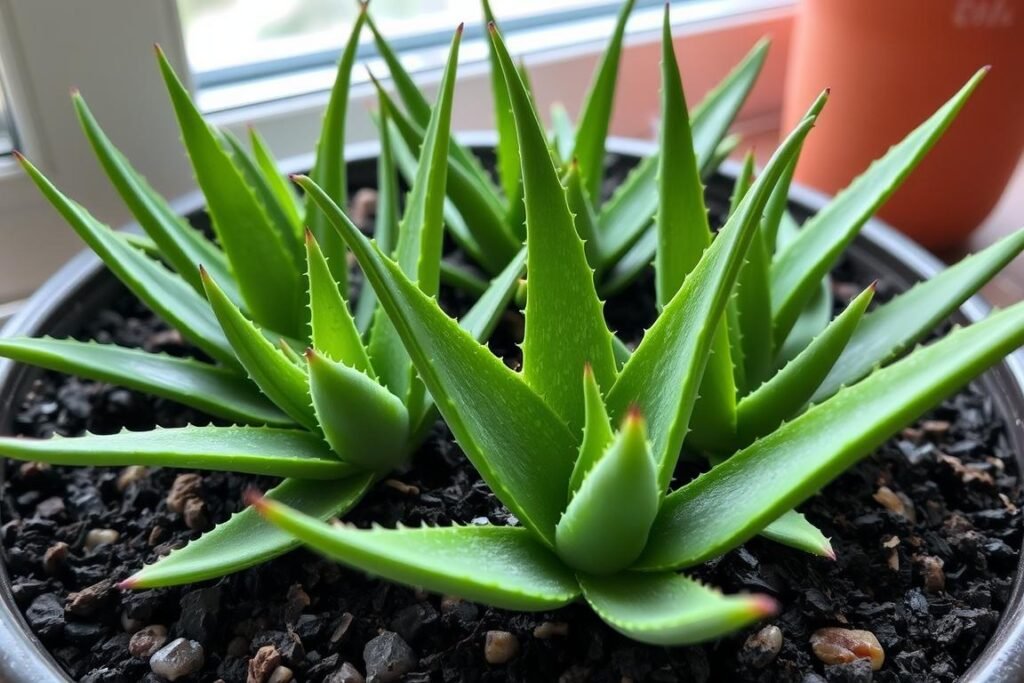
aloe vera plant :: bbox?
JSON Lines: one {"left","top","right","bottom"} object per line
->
{"left": 0, "top": 18, "right": 532, "bottom": 588}
{"left": 245, "top": 12, "right": 1024, "bottom": 646}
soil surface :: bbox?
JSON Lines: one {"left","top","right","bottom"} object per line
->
{"left": 2, "top": 173, "right": 1022, "bottom": 683}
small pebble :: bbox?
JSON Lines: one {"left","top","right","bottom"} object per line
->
{"left": 84, "top": 528, "right": 120, "bottom": 550}
{"left": 533, "top": 621, "right": 569, "bottom": 639}
{"left": 363, "top": 631, "right": 416, "bottom": 683}
{"left": 741, "top": 625, "right": 783, "bottom": 668}
{"left": 921, "top": 419, "right": 950, "bottom": 435}
{"left": 42, "top": 541, "right": 69, "bottom": 575}
{"left": 149, "top": 637, "right": 204, "bottom": 681}
{"left": 183, "top": 497, "right": 210, "bottom": 531}
{"left": 918, "top": 555, "right": 946, "bottom": 593}
{"left": 384, "top": 479, "right": 420, "bottom": 496}
{"left": 249, "top": 645, "right": 282, "bottom": 683}
{"left": 484, "top": 630, "right": 520, "bottom": 664}
{"left": 129, "top": 624, "right": 168, "bottom": 659}
{"left": 117, "top": 465, "right": 148, "bottom": 492}
{"left": 268, "top": 666, "right": 294, "bottom": 683}
{"left": 810, "top": 627, "right": 885, "bottom": 671}
{"left": 26, "top": 593, "right": 64, "bottom": 640}
{"left": 872, "top": 486, "right": 915, "bottom": 522}
{"left": 66, "top": 578, "right": 116, "bottom": 617}
{"left": 148, "top": 525, "right": 167, "bottom": 546}
{"left": 167, "top": 473, "right": 203, "bottom": 513}
{"left": 282, "top": 584, "right": 310, "bottom": 623}
{"left": 35, "top": 496, "right": 65, "bottom": 519}
{"left": 325, "top": 662, "right": 365, "bottom": 683}
{"left": 330, "top": 612, "right": 355, "bottom": 647}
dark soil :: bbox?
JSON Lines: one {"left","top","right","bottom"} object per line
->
{"left": 2, "top": 171, "right": 1022, "bottom": 683}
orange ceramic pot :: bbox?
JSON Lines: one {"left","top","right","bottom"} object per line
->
{"left": 782, "top": 0, "right": 1024, "bottom": 250}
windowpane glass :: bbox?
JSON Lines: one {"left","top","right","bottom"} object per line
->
{"left": 0, "top": 76, "right": 13, "bottom": 155}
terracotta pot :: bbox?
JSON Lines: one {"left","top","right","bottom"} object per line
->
{"left": 782, "top": 0, "right": 1024, "bottom": 250}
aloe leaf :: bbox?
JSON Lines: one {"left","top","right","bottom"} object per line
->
{"left": 602, "top": 228, "right": 656, "bottom": 295}
{"left": 639, "top": 299, "right": 1024, "bottom": 571}
{"left": 305, "top": 230, "right": 372, "bottom": 375}
{"left": 249, "top": 126, "right": 304, "bottom": 228}
{"left": 200, "top": 268, "right": 318, "bottom": 432}
{"left": 490, "top": 25, "right": 618, "bottom": 433}
{"left": 0, "top": 426, "right": 353, "bottom": 479}
{"left": 736, "top": 285, "right": 875, "bottom": 445}
{"left": 0, "top": 337, "right": 289, "bottom": 427}
{"left": 776, "top": 271, "right": 833, "bottom": 366}
{"left": 124, "top": 473, "right": 374, "bottom": 588}
{"left": 156, "top": 48, "right": 304, "bottom": 337}
{"left": 455, "top": 248, "right": 527, "bottom": 344}
{"left": 761, "top": 154, "right": 798, "bottom": 256}
{"left": 304, "top": 7, "right": 367, "bottom": 294}
{"left": 771, "top": 68, "right": 988, "bottom": 347}
{"left": 482, "top": 0, "right": 519, "bottom": 202}
{"left": 556, "top": 409, "right": 659, "bottom": 575}
{"left": 724, "top": 154, "right": 754, "bottom": 390}
{"left": 606, "top": 113, "right": 818, "bottom": 490}
{"left": 705, "top": 133, "right": 742, "bottom": 178}
{"left": 655, "top": 5, "right": 711, "bottom": 306}
{"left": 355, "top": 100, "right": 401, "bottom": 334}
{"left": 72, "top": 93, "right": 234, "bottom": 299}
{"left": 550, "top": 103, "right": 576, "bottom": 164}
{"left": 579, "top": 572, "right": 775, "bottom": 646}
{"left": 571, "top": 0, "right": 636, "bottom": 198}
{"left": 306, "top": 349, "right": 409, "bottom": 472}
{"left": 254, "top": 498, "right": 581, "bottom": 610}
{"left": 368, "top": 76, "right": 518, "bottom": 271}
{"left": 16, "top": 153, "right": 238, "bottom": 368}
{"left": 564, "top": 161, "right": 602, "bottom": 265}
{"left": 813, "top": 228, "right": 1024, "bottom": 402}
{"left": 568, "top": 364, "right": 615, "bottom": 498}
{"left": 761, "top": 509, "right": 834, "bottom": 558}
{"left": 440, "top": 261, "right": 488, "bottom": 296}
{"left": 596, "top": 38, "right": 769, "bottom": 273}
{"left": 299, "top": 176, "right": 577, "bottom": 546}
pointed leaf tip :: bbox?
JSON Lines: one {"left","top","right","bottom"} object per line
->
{"left": 11, "top": 149, "right": 23, "bottom": 161}
{"left": 197, "top": 263, "right": 209, "bottom": 279}
{"left": 69, "top": 86, "right": 80, "bottom": 97}
{"left": 487, "top": 21, "right": 497, "bottom": 32}
{"left": 751, "top": 594, "right": 780, "bottom": 617}
{"left": 456, "top": 22, "right": 464, "bottom": 34}
{"left": 243, "top": 487, "right": 268, "bottom": 510}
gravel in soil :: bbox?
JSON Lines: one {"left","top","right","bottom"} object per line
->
{"left": 2, "top": 179, "right": 1022, "bottom": 682}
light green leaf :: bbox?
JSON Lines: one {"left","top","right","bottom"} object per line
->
{"left": 0, "top": 337, "right": 289, "bottom": 427}
{"left": 639, "top": 298, "right": 1024, "bottom": 570}
{"left": 705, "top": 133, "right": 742, "bottom": 178}
{"left": 607, "top": 113, "right": 818, "bottom": 489}
{"left": 249, "top": 126, "right": 304, "bottom": 229}
{"left": 440, "top": 261, "right": 488, "bottom": 296}
{"left": 761, "top": 154, "right": 798, "bottom": 256}
{"left": 813, "top": 228, "right": 1024, "bottom": 402}
{"left": 72, "top": 93, "right": 234, "bottom": 299}
{"left": 568, "top": 364, "right": 614, "bottom": 498}
{"left": 304, "top": 6, "right": 368, "bottom": 295}
{"left": 156, "top": 47, "right": 303, "bottom": 337}
{"left": 737, "top": 284, "right": 875, "bottom": 445}
{"left": 299, "top": 176, "right": 577, "bottom": 546}
{"left": 579, "top": 572, "right": 775, "bottom": 646}
{"left": 556, "top": 409, "right": 659, "bottom": 575}
{"left": 16, "top": 153, "right": 238, "bottom": 368}
{"left": 482, "top": 0, "right": 519, "bottom": 202}
{"left": 491, "top": 24, "right": 618, "bottom": 433}
{"left": 550, "top": 102, "right": 576, "bottom": 164}
{"left": 572, "top": 0, "right": 636, "bottom": 199}
{"left": 305, "top": 230, "right": 372, "bottom": 375}
{"left": 771, "top": 68, "right": 988, "bottom": 347}
{"left": 724, "top": 153, "right": 754, "bottom": 391}
{"left": 306, "top": 349, "right": 409, "bottom": 472}
{"left": 255, "top": 499, "right": 581, "bottom": 611}
{"left": 0, "top": 426, "right": 353, "bottom": 479}
{"left": 455, "top": 249, "right": 527, "bottom": 344}
{"left": 124, "top": 474, "right": 374, "bottom": 588}
{"left": 761, "top": 509, "right": 834, "bottom": 558}
{"left": 564, "top": 161, "right": 602, "bottom": 266}
{"left": 201, "top": 268, "right": 318, "bottom": 431}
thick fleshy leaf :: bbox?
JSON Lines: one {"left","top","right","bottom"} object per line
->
{"left": 556, "top": 410, "right": 659, "bottom": 575}
{"left": 0, "top": 426, "right": 353, "bottom": 479}
{"left": 0, "top": 337, "right": 289, "bottom": 426}
{"left": 156, "top": 48, "right": 303, "bottom": 337}
{"left": 456, "top": 249, "right": 527, "bottom": 343}
{"left": 482, "top": 0, "right": 519, "bottom": 202}
{"left": 579, "top": 572, "right": 775, "bottom": 646}
{"left": 306, "top": 349, "right": 409, "bottom": 472}
{"left": 491, "top": 24, "right": 617, "bottom": 433}
{"left": 124, "top": 474, "right": 374, "bottom": 588}
{"left": 304, "top": 6, "right": 367, "bottom": 294}
{"left": 655, "top": 5, "right": 710, "bottom": 306}
{"left": 440, "top": 261, "right": 488, "bottom": 295}
{"left": 725, "top": 153, "right": 755, "bottom": 391}
{"left": 249, "top": 126, "right": 304, "bottom": 229}
{"left": 72, "top": 93, "right": 234, "bottom": 299}
{"left": 771, "top": 68, "right": 987, "bottom": 347}
{"left": 568, "top": 365, "right": 614, "bottom": 498}
{"left": 606, "top": 114, "right": 818, "bottom": 490}
{"left": 201, "top": 268, "right": 318, "bottom": 432}
{"left": 571, "top": 0, "right": 635, "bottom": 199}
{"left": 550, "top": 102, "right": 576, "bottom": 163}
{"left": 761, "top": 510, "right": 834, "bottom": 558}
{"left": 760, "top": 155, "right": 798, "bottom": 257}
{"left": 16, "top": 153, "right": 238, "bottom": 368}
{"left": 813, "top": 228, "right": 1024, "bottom": 402}
{"left": 564, "top": 161, "right": 602, "bottom": 265}
{"left": 306, "top": 230, "right": 371, "bottom": 374}
{"left": 639, "top": 299, "right": 1024, "bottom": 570}
{"left": 732, "top": 194, "right": 773, "bottom": 388}
{"left": 705, "top": 133, "right": 742, "bottom": 177}
{"left": 736, "top": 285, "right": 875, "bottom": 445}
{"left": 596, "top": 38, "right": 769, "bottom": 274}
{"left": 254, "top": 498, "right": 581, "bottom": 610}
{"left": 299, "top": 176, "right": 577, "bottom": 546}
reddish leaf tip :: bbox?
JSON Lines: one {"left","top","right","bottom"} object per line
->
{"left": 487, "top": 20, "right": 497, "bottom": 33}
{"left": 456, "top": 22, "right": 464, "bottom": 34}
{"left": 11, "top": 149, "right": 24, "bottom": 162}
{"left": 197, "top": 264, "right": 209, "bottom": 279}
{"left": 69, "top": 86, "right": 80, "bottom": 97}
{"left": 153, "top": 43, "right": 164, "bottom": 56}
{"left": 243, "top": 487, "right": 268, "bottom": 510}
{"left": 583, "top": 362, "right": 594, "bottom": 378}
{"left": 625, "top": 404, "right": 644, "bottom": 424}
{"left": 304, "top": 226, "right": 315, "bottom": 243}
{"left": 303, "top": 347, "right": 319, "bottom": 362}
{"left": 868, "top": 279, "right": 879, "bottom": 292}
{"left": 824, "top": 545, "right": 838, "bottom": 561}
{"left": 982, "top": 64, "right": 992, "bottom": 73}
{"left": 750, "top": 594, "right": 780, "bottom": 617}
{"left": 116, "top": 576, "right": 139, "bottom": 590}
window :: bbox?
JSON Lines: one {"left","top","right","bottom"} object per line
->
{"left": 0, "top": 71, "right": 14, "bottom": 156}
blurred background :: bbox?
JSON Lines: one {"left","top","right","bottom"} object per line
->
{"left": 0, "top": 0, "right": 1021, "bottom": 317}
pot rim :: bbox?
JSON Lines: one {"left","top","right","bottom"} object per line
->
{"left": 1, "top": 133, "right": 1022, "bottom": 681}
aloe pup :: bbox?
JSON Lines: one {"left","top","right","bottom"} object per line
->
{"left": 262, "top": 11, "right": 1024, "bottom": 646}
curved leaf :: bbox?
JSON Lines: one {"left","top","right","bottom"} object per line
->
{"left": 249, "top": 126, "right": 303, "bottom": 228}
{"left": 124, "top": 473, "right": 374, "bottom": 588}
{"left": 568, "top": 365, "right": 614, "bottom": 498}
{"left": 305, "top": 230, "right": 371, "bottom": 374}
{"left": 482, "top": 0, "right": 519, "bottom": 202}
{"left": 0, "top": 426, "right": 352, "bottom": 479}
{"left": 254, "top": 498, "right": 581, "bottom": 611}
{"left": 564, "top": 161, "right": 602, "bottom": 266}
{"left": 761, "top": 509, "right": 834, "bottom": 558}
{"left": 579, "top": 572, "right": 775, "bottom": 646}
{"left": 0, "top": 337, "right": 289, "bottom": 427}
